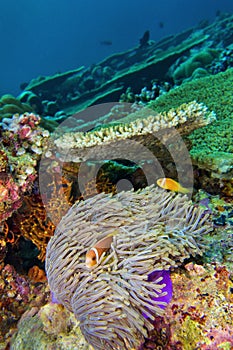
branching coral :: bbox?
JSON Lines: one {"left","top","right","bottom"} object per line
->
{"left": 13, "top": 168, "right": 116, "bottom": 261}
{"left": 16, "top": 194, "right": 56, "bottom": 261}
{"left": 46, "top": 185, "right": 213, "bottom": 350}
{"left": 50, "top": 101, "right": 215, "bottom": 163}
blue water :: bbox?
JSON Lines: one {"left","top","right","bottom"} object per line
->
{"left": 1, "top": 0, "right": 233, "bottom": 95}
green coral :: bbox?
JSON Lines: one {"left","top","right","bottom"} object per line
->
{"left": 0, "top": 94, "right": 33, "bottom": 121}
{"left": 149, "top": 69, "right": 233, "bottom": 178}
{"left": 176, "top": 316, "right": 207, "bottom": 350}
{"left": 173, "top": 48, "right": 219, "bottom": 83}
{"left": 149, "top": 68, "right": 233, "bottom": 119}
{"left": 10, "top": 303, "right": 90, "bottom": 350}
{"left": 218, "top": 342, "right": 233, "bottom": 350}
{"left": 188, "top": 117, "right": 233, "bottom": 176}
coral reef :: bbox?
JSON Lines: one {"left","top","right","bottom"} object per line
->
{"left": 8, "top": 164, "right": 117, "bottom": 261}
{"left": 48, "top": 101, "right": 215, "bottom": 163}
{"left": 171, "top": 48, "right": 219, "bottom": 84}
{"left": 0, "top": 113, "right": 49, "bottom": 223}
{"left": 149, "top": 67, "right": 233, "bottom": 120}
{"left": 164, "top": 264, "right": 233, "bottom": 349}
{"left": 9, "top": 264, "right": 233, "bottom": 350}
{"left": 119, "top": 81, "right": 172, "bottom": 104}
{"left": 210, "top": 48, "right": 233, "bottom": 74}
{"left": 37, "top": 100, "right": 215, "bottom": 217}
{"left": 10, "top": 302, "right": 91, "bottom": 350}
{"left": 149, "top": 68, "right": 233, "bottom": 182}
{"left": 11, "top": 13, "right": 231, "bottom": 121}
{"left": 23, "top": 28, "right": 207, "bottom": 117}
{"left": 13, "top": 193, "right": 56, "bottom": 261}
{"left": 0, "top": 94, "right": 33, "bottom": 121}
{"left": 0, "top": 263, "right": 49, "bottom": 347}
{"left": 46, "top": 185, "right": 212, "bottom": 349}
{"left": 0, "top": 11, "right": 232, "bottom": 350}
{"left": 16, "top": 15, "right": 227, "bottom": 118}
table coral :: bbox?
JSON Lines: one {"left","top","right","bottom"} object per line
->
{"left": 23, "top": 26, "right": 208, "bottom": 117}
{"left": 21, "top": 14, "right": 233, "bottom": 118}
{"left": 48, "top": 101, "right": 215, "bottom": 163}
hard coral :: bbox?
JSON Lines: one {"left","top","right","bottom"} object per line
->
{"left": 0, "top": 94, "right": 33, "bottom": 121}
{"left": 46, "top": 185, "right": 213, "bottom": 350}
{"left": 0, "top": 113, "right": 50, "bottom": 223}
{"left": 10, "top": 302, "right": 91, "bottom": 350}
{"left": 165, "top": 265, "right": 233, "bottom": 349}
{"left": 0, "top": 262, "right": 48, "bottom": 345}
{"left": 13, "top": 168, "right": 116, "bottom": 261}
{"left": 28, "top": 266, "right": 47, "bottom": 283}
{"left": 14, "top": 193, "right": 56, "bottom": 261}
{"left": 51, "top": 101, "right": 215, "bottom": 163}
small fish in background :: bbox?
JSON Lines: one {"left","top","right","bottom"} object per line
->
{"left": 86, "top": 234, "right": 114, "bottom": 268}
{"left": 139, "top": 30, "right": 150, "bottom": 48}
{"left": 157, "top": 178, "right": 190, "bottom": 194}
{"left": 100, "top": 40, "right": 112, "bottom": 46}
{"left": 159, "top": 21, "right": 164, "bottom": 29}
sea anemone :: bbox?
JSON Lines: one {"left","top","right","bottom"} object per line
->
{"left": 46, "top": 185, "right": 212, "bottom": 349}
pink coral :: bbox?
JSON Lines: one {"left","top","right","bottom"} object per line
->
{"left": 164, "top": 264, "right": 233, "bottom": 349}
{"left": 0, "top": 112, "right": 50, "bottom": 223}
{"left": 18, "top": 125, "right": 32, "bottom": 139}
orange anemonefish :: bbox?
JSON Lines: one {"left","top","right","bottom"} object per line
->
{"left": 157, "top": 178, "right": 190, "bottom": 194}
{"left": 85, "top": 234, "right": 114, "bottom": 268}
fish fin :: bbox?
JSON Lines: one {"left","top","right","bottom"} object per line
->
{"left": 180, "top": 186, "right": 191, "bottom": 194}
{"left": 95, "top": 235, "right": 113, "bottom": 249}
{"left": 95, "top": 229, "right": 118, "bottom": 249}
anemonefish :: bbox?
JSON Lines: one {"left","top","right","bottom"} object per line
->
{"left": 157, "top": 178, "right": 190, "bottom": 194}
{"left": 85, "top": 234, "right": 114, "bottom": 268}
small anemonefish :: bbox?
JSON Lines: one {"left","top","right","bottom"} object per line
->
{"left": 157, "top": 178, "right": 190, "bottom": 194}
{"left": 85, "top": 234, "right": 114, "bottom": 268}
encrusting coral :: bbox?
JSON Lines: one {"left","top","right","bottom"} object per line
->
{"left": 46, "top": 185, "right": 213, "bottom": 350}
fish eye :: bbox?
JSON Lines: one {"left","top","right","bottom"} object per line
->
{"left": 92, "top": 256, "right": 96, "bottom": 261}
